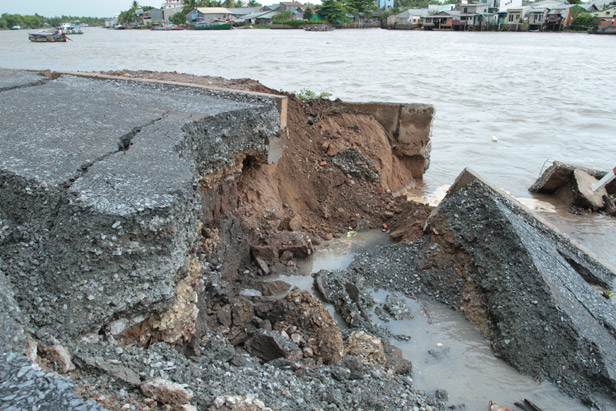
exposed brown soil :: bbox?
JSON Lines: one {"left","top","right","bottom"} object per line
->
{"left": 99, "top": 70, "right": 432, "bottom": 241}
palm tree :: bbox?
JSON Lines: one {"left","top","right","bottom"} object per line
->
{"left": 132, "top": 1, "right": 139, "bottom": 10}
{"left": 183, "top": 0, "right": 197, "bottom": 15}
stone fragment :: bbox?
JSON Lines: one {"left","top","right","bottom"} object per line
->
{"left": 572, "top": 169, "right": 606, "bottom": 209}
{"left": 140, "top": 378, "right": 193, "bottom": 405}
{"left": 383, "top": 293, "right": 414, "bottom": 320}
{"left": 259, "top": 280, "right": 291, "bottom": 297}
{"left": 344, "top": 331, "right": 386, "bottom": 366}
{"left": 244, "top": 329, "right": 301, "bottom": 362}
{"left": 42, "top": 343, "right": 75, "bottom": 374}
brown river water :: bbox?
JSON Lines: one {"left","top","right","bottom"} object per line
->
{"left": 2, "top": 27, "right": 615, "bottom": 409}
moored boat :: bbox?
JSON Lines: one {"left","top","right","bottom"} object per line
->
{"left": 28, "top": 31, "right": 67, "bottom": 43}
{"left": 194, "top": 20, "right": 232, "bottom": 30}
{"left": 11, "top": 25, "right": 22, "bottom": 30}
{"left": 304, "top": 24, "right": 334, "bottom": 32}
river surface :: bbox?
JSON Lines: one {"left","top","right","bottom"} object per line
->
{"left": 1, "top": 27, "right": 615, "bottom": 264}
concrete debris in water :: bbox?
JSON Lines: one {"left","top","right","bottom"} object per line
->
{"left": 348, "top": 168, "right": 616, "bottom": 409}
{"left": 529, "top": 161, "right": 616, "bottom": 214}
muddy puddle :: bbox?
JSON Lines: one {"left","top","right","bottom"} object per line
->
{"left": 273, "top": 231, "right": 588, "bottom": 410}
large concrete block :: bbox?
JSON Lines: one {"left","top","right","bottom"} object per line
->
{"left": 426, "top": 168, "right": 616, "bottom": 405}
{"left": 0, "top": 71, "right": 281, "bottom": 337}
{"left": 328, "top": 101, "right": 434, "bottom": 177}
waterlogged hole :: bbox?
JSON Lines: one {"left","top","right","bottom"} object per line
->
{"left": 370, "top": 290, "right": 587, "bottom": 410}
{"left": 282, "top": 231, "right": 588, "bottom": 410}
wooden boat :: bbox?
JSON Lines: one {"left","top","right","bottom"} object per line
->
{"left": 194, "top": 21, "right": 232, "bottom": 30}
{"left": 28, "top": 31, "right": 67, "bottom": 43}
{"left": 304, "top": 25, "right": 334, "bottom": 32}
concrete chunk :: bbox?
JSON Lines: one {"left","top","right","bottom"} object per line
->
{"left": 0, "top": 70, "right": 281, "bottom": 337}
{"left": 427, "top": 168, "right": 616, "bottom": 404}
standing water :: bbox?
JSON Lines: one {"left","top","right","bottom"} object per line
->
{"left": 279, "top": 232, "right": 590, "bottom": 410}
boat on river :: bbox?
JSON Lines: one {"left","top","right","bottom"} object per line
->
{"left": 11, "top": 25, "right": 22, "bottom": 30}
{"left": 194, "top": 20, "right": 232, "bottom": 30}
{"left": 28, "top": 31, "right": 67, "bottom": 43}
{"left": 59, "top": 23, "right": 83, "bottom": 34}
{"left": 304, "top": 24, "right": 334, "bottom": 32}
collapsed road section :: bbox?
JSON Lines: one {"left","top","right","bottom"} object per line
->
{"left": 1, "top": 68, "right": 446, "bottom": 410}
{"left": 0, "top": 68, "right": 283, "bottom": 340}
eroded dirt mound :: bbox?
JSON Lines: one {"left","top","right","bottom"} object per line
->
{"left": 100, "top": 70, "right": 429, "bottom": 240}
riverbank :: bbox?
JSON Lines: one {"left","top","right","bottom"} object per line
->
{"left": 1, "top": 68, "right": 615, "bottom": 410}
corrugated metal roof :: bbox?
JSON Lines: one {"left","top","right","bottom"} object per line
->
{"left": 243, "top": 10, "right": 279, "bottom": 19}
{"left": 195, "top": 7, "right": 231, "bottom": 14}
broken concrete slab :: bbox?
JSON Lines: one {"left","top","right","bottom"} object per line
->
{"left": 572, "top": 168, "right": 607, "bottom": 209}
{"left": 530, "top": 161, "right": 615, "bottom": 193}
{"left": 425, "top": 168, "right": 616, "bottom": 406}
{"left": 328, "top": 101, "right": 433, "bottom": 177}
{"left": 0, "top": 70, "right": 282, "bottom": 338}
{"left": 0, "top": 68, "right": 48, "bottom": 91}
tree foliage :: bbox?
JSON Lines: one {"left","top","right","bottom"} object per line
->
{"left": 318, "top": 0, "right": 349, "bottom": 23}
{"left": 303, "top": 6, "right": 314, "bottom": 20}
{"left": 273, "top": 10, "right": 294, "bottom": 23}
{"left": 570, "top": 12, "right": 599, "bottom": 27}
{"left": 170, "top": 12, "right": 187, "bottom": 25}
{"left": 247, "top": 0, "right": 262, "bottom": 6}
{"left": 318, "top": 0, "right": 378, "bottom": 23}
{"left": 0, "top": 12, "right": 105, "bottom": 28}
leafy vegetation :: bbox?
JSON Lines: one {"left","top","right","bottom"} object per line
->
{"left": 272, "top": 11, "right": 294, "bottom": 23}
{"left": 294, "top": 89, "right": 332, "bottom": 102}
{"left": 395, "top": 0, "right": 456, "bottom": 9}
{"left": 170, "top": 12, "right": 187, "bottom": 25}
{"left": 0, "top": 13, "right": 106, "bottom": 28}
{"left": 568, "top": 11, "right": 599, "bottom": 30}
{"left": 304, "top": 7, "right": 314, "bottom": 21}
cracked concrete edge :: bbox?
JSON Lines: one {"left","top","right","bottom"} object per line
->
{"left": 3, "top": 68, "right": 288, "bottom": 130}
{"left": 429, "top": 167, "right": 616, "bottom": 277}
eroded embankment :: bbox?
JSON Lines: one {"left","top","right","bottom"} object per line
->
{"left": 0, "top": 69, "right": 443, "bottom": 410}
{"left": 4, "top": 69, "right": 613, "bottom": 411}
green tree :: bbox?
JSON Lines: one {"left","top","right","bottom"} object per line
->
{"left": 0, "top": 13, "right": 25, "bottom": 28}
{"left": 318, "top": 0, "right": 349, "bottom": 23}
{"left": 570, "top": 12, "right": 599, "bottom": 27}
{"left": 273, "top": 10, "right": 293, "bottom": 23}
{"left": 222, "top": 0, "right": 234, "bottom": 7}
{"left": 567, "top": 0, "right": 582, "bottom": 4}
{"left": 346, "top": 0, "right": 376, "bottom": 15}
{"left": 303, "top": 6, "right": 314, "bottom": 20}
{"left": 118, "top": 9, "right": 136, "bottom": 24}
{"left": 22, "top": 14, "right": 43, "bottom": 28}
{"left": 183, "top": 0, "right": 198, "bottom": 14}
{"left": 247, "top": 0, "right": 262, "bottom": 6}
{"left": 170, "top": 12, "right": 186, "bottom": 25}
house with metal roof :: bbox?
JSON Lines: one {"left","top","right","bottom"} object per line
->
{"left": 544, "top": 4, "right": 580, "bottom": 30}
{"left": 387, "top": 8, "right": 430, "bottom": 27}
{"left": 240, "top": 10, "right": 280, "bottom": 25}
{"left": 592, "top": 6, "right": 616, "bottom": 25}
{"left": 187, "top": 7, "right": 232, "bottom": 24}
{"left": 423, "top": 10, "right": 461, "bottom": 30}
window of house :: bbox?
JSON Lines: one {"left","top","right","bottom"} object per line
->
{"left": 508, "top": 15, "right": 513, "bottom": 22}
